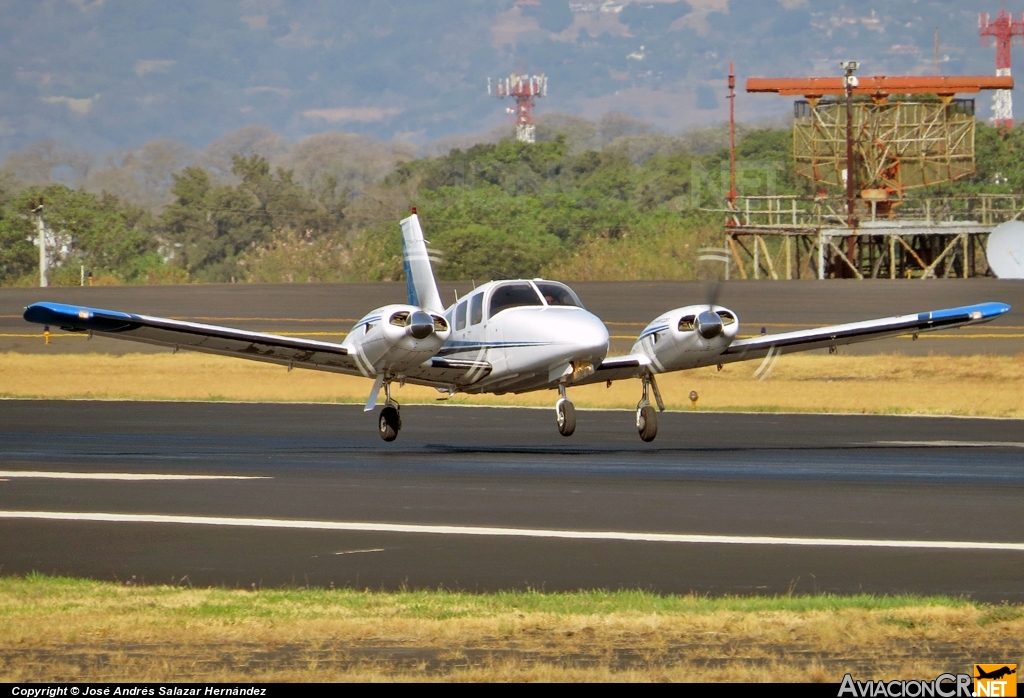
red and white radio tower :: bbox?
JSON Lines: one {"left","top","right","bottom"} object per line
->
{"left": 980, "top": 9, "right": 1024, "bottom": 127}
{"left": 488, "top": 72, "right": 547, "bottom": 143}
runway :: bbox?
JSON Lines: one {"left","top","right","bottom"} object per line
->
{"left": 1, "top": 400, "right": 1022, "bottom": 600}
{"left": 3, "top": 278, "right": 1023, "bottom": 356}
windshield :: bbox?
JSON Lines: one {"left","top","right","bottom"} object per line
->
{"left": 535, "top": 282, "right": 582, "bottom": 308}
{"left": 488, "top": 283, "right": 543, "bottom": 318}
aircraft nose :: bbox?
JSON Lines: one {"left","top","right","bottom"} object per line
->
{"left": 566, "top": 311, "right": 609, "bottom": 359}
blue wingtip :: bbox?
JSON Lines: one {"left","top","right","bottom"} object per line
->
{"left": 924, "top": 302, "right": 1011, "bottom": 323}
{"left": 970, "top": 301, "right": 1011, "bottom": 319}
{"left": 23, "top": 302, "right": 83, "bottom": 325}
{"left": 24, "top": 302, "right": 134, "bottom": 328}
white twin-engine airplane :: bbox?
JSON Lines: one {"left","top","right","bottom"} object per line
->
{"left": 24, "top": 213, "right": 1011, "bottom": 442}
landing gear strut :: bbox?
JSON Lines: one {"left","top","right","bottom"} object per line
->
{"left": 636, "top": 373, "right": 664, "bottom": 442}
{"left": 378, "top": 379, "right": 401, "bottom": 442}
{"left": 555, "top": 383, "right": 576, "bottom": 437}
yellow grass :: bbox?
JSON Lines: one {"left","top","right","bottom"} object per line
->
{"left": 2, "top": 351, "right": 1024, "bottom": 417}
{"left": 1, "top": 578, "right": 1021, "bottom": 682}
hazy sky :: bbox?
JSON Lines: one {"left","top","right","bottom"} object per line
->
{"left": 1, "top": 0, "right": 1022, "bottom": 157}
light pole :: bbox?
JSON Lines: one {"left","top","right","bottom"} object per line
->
{"left": 841, "top": 61, "right": 859, "bottom": 277}
{"left": 33, "top": 199, "right": 48, "bottom": 288}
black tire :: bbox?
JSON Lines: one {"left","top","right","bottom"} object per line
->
{"left": 379, "top": 406, "right": 400, "bottom": 442}
{"left": 556, "top": 399, "right": 576, "bottom": 437}
{"left": 637, "top": 404, "right": 658, "bottom": 442}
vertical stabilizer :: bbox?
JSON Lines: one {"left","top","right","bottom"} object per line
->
{"left": 399, "top": 213, "right": 444, "bottom": 313}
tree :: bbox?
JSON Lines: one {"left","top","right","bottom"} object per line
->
{"left": 433, "top": 224, "right": 559, "bottom": 281}
{"left": 161, "top": 155, "right": 346, "bottom": 282}
{"left": 0, "top": 185, "right": 161, "bottom": 285}
{"left": 0, "top": 195, "right": 35, "bottom": 284}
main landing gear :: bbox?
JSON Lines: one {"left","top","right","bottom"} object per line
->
{"left": 555, "top": 383, "right": 576, "bottom": 437}
{"left": 636, "top": 373, "right": 664, "bottom": 442}
{"left": 378, "top": 379, "right": 402, "bottom": 442}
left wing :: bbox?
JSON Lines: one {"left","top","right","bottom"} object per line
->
{"left": 23, "top": 302, "right": 363, "bottom": 376}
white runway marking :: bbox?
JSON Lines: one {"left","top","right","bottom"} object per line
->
{"left": 877, "top": 441, "right": 1024, "bottom": 449}
{"left": 0, "top": 471, "right": 268, "bottom": 481}
{"left": 1, "top": 510, "right": 1022, "bottom": 551}
{"left": 334, "top": 548, "right": 386, "bottom": 555}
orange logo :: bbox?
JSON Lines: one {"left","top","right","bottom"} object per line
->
{"left": 974, "top": 665, "right": 1017, "bottom": 697}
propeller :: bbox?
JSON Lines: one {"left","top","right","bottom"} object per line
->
{"left": 695, "top": 281, "right": 723, "bottom": 340}
{"left": 407, "top": 310, "right": 435, "bottom": 339}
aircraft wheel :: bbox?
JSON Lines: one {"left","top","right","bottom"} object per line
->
{"left": 637, "top": 404, "right": 658, "bottom": 442}
{"left": 379, "top": 406, "right": 400, "bottom": 442}
{"left": 556, "top": 398, "right": 576, "bottom": 437}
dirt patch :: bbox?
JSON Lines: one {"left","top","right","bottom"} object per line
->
{"left": 3, "top": 351, "right": 1024, "bottom": 417}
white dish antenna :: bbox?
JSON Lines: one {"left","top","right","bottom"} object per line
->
{"left": 987, "top": 220, "right": 1024, "bottom": 279}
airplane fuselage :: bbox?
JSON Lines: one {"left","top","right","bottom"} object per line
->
{"left": 340, "top": 279, "right": 610, "bottom": 396}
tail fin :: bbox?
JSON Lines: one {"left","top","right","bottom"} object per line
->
{"left": 399, "top": 213, "right": 444, "bottom": 313}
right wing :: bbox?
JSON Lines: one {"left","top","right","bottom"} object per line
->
{"left": 24, "top": 302, "right": 364, "bottom": 376}
{"left": 573, "top": 301, "right": 1011, "bottom": 385}
{"left": 717, "top": 301, "right": 1011, "bottom": 365}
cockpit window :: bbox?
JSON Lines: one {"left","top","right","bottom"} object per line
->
{"left": 535, "top": 282, "right": 582, "bottom": 308}
{"left": 488, "top": 283, "right": 543, "bottom": 318}
{"left": 469, "top": 293, "right": 483, "bottom": 325}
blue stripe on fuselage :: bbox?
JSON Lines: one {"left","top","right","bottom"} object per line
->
{"left": 436, "top": 340, "right": 556, "bottom": 357}
{"left": 637, "top": 324, "right": 669, "bottom": 341}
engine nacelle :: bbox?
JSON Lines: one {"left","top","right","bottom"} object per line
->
{"left": 342, "top": 303, "right": 451, "bottom": 374}
{"left": 631, "top": 304, "right": 740, "bottom": 372}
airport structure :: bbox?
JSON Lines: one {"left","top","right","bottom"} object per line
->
{"left": 488, "top": 72, "right": 547, "bottom": 143}
{"left": 715, "top": 72, "right": 1017, "bottom": 280}
{"left": 979, "top": 10, "right": 1024, "bottom": 128}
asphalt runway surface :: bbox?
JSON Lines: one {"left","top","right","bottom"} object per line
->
{"left": 2, "top": 279, "right": 1023, "bottom": 356}
{"left": 1, "top": 400, "right": 1022, "bottom": 600}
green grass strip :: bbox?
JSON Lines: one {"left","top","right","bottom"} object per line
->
{"left": 0, "top": 573, "right": 991, "bottom": 622}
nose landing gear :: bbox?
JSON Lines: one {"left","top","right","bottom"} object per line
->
{"left": 378, "top": 379, "right": 402, "bottom": 442}
{"left": 555, "top": 383, "right": 576, "bottom": 437}
{"left": 636, "top": 373, "right": 664, "bottom": 442}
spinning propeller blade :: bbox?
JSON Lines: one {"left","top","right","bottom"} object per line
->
{"left": 695, "top": 281, "right": 724, "bottom": 340}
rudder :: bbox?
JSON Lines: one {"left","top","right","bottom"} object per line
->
{"left": 399, "top": 213, "right": 444, "bottom": 313}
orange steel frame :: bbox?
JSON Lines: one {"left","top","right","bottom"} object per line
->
{"left": 747, "top": 75, "right": 1013, "bottom": 99}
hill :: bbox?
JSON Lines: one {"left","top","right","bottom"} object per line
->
{"left": 0, "top": 0, "right": 1020, "bottom": 157}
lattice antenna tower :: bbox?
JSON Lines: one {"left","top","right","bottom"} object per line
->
{"left": 488, "top": 72, "right": 547, "bottom": 143}
{"left": 979, "top": 9, "right": 1024, "bottom": 127}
